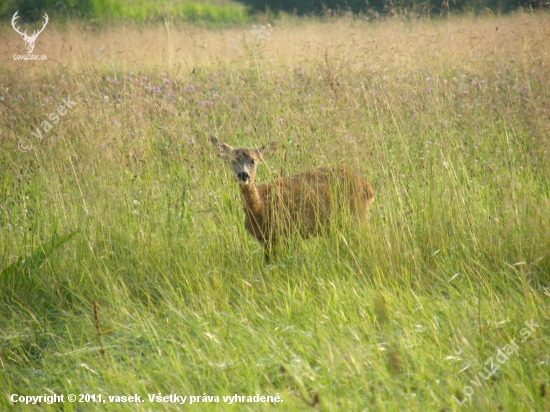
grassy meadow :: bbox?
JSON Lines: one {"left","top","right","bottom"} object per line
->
{"left": 1, "top": 11, "right": 550, "bottom": 411}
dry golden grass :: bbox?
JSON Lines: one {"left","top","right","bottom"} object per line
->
{"left": 2, "top": 12, "right": 549, "bottom": 73}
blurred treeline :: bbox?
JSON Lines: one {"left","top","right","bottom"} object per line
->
{"left": 0, "top": 0, "right": 547, "bottom": 22}
{"left": 239, "top": 0, "right": 547, "bottom": 16}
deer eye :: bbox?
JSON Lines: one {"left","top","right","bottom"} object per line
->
{"left": 251, "top": 159, "right": 256, "bottom": 165}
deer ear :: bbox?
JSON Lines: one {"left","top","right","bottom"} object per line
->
{"left": 210, "top": 136, "right": 233, "bottom": 159}
{"left": 255, "top": 141, "right": 280, "bottom": 161}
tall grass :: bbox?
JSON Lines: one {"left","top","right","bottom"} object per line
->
{"left": 1, "top": 12, "right": 549, "bottom": 411}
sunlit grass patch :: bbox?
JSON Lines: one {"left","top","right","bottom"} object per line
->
{"left": 0, "top": 0, "right": 249, "bottom": 25}
{"left": 100, "top": 0, "right": 249, "bottom": 24}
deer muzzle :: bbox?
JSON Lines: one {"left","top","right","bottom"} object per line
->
{"left": 237, "top": 172, "right": 250, "bottom": 183}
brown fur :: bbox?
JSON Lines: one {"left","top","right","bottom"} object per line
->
{"left": 210, "top": 137, "right": 374, "bottom": 261}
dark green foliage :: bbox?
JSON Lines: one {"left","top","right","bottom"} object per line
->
{"left": 237, "top": 0, "right": 545, "bottom": 15}
{"left": 238, "top": 0, "right": 370, "bottom": 15}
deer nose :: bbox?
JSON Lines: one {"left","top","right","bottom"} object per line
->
{"left": 237, "top": 172, "right": 250, "bottom": 182}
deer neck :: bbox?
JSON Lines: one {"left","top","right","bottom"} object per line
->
{"left": 239, "top": 182, "right": 264, "bottom": 218}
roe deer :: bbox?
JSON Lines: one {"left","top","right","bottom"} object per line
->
{"left": 210, "top": 137, "right": 375, "bottom": 262}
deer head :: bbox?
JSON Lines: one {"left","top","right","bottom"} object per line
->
{"left": 11, "top": 11, "right": 49, "bottom": 54}
{"left": 210, "top": 137, "right": 279, "bottom": 185}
